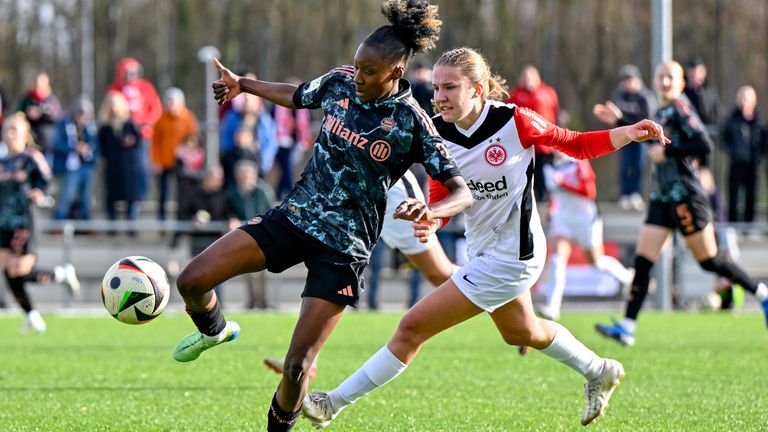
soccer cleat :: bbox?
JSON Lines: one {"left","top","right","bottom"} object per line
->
{"left": 172, "top": 320, "right": 240, "bottom": 362}
{"left": 595, "top": 318, "right": 635, "bottom": 347}
{"left": 21, "top": 310, "right": 47, "bottom": 334}
{"left": 302, "top": 391, "right": 338, "bottom": 429}
{"left": 56, "top": 263, "right": 80, "bottom": 297}
{"left": 518, "top": 345, "right": 530, "bottom": 356}
{"left": 581, "top": 359, "right": 625, "bottom": 425}
{"left": 264, "top": 357, "right": 319, "bottom": 381}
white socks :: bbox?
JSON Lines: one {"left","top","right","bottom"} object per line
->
{"left": 544, "top": 254, "right": 567, "bottom": 314}
{"left": 619, "top": 318, "right": 637, "bottom": 334}
{"left": 328, "top": 346, "right": 407, "bottom": 412}
{"left": 595, "top": 255, "right": 633, "bottom": 285}
{"left": 540, "top": 322, "right": 605, "bottom": 381}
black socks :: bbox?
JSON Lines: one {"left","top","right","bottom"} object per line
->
{"left": 625, "top": 255, "right": 654, "bottom": 320}
{"left": 267, "top": 393, "right": 300, "bottom": 431}
{"left": 186, "top": 301, "right": 226, "bottom": 336}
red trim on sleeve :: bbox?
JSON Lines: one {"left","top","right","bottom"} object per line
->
{"left": 428, "top": 176, "right": 451, "bottom": 230}
{"left": 513, "top": 107, "right": 615, "bottom": 159}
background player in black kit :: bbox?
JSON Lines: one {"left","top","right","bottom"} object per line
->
{"left": 596, "top": 61, "right": 768, "bottom": 347}
{"left": 0, "top": 112, "right": 79, "bottom": 333}
{"left": 169, "top": 1, "right": 472, "bottom": 431}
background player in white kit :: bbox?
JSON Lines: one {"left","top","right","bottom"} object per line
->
{"left": 537, "top": 151, "right": 634, "bottom": 321}
{"left": 302, "top": 47, "right": 670, "bottom": 427}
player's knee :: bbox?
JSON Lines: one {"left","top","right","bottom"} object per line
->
{"left": 393, "top": 314, "right": 429, "bottom": 348}
{"left": 698, "top": 256, "right": 722, "bottom": 273}
{"left": 176, "top": 267, "right": 204, "bottom": 297}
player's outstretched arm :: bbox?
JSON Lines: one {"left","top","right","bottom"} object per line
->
{"left": 212, "top": 58, "right": 298, "bottom": 108}
{"left": 608, "top": 119, "right": 670, "bottom": 149}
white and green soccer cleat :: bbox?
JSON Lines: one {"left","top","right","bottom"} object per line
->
{"left": 302, "top": 391, "right": 339, "bottom": 429}
{"left": 172, "top": 320, "right": 240, "bottom": 362}
{"left": 581, "top": 359, "right": 625, "bottom": 425}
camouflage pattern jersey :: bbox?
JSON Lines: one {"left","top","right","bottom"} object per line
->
{"left": 285, "top": 65, "right": 460, "bottom": 260}
{"left": 651, "top": 94, "right": 713, "bottom": 202}
{"left": 0, "top": 148, "right": 51, "bottom": 230}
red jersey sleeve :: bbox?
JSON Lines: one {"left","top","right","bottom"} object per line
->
{"left": 513, "top": 106, "right": 615, "bottom": 159}
{"left": 428, "top": 176, "right": 452, "bottom": 230}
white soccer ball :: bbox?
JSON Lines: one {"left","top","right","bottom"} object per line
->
{"left": 101, "top": 256, "right": 170, "bottom": 324}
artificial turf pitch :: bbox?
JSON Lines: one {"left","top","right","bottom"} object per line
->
{"left": 1, "top": 310, "right": 766, "bottom": 431}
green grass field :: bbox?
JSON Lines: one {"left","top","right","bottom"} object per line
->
{"left": 1, "top": 310, "right": 767, "bottom": 431}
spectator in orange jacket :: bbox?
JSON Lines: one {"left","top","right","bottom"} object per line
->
{"left": 109, "top": 57, "right": 162, "bottom": 200}
{"left": 151, "top": 87, "right": 198, "bottom": 221}
{"left": 506, "top": 65, "right": 560, "bottom": 203}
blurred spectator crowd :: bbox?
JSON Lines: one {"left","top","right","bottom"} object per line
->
{"left": 1, "top": 55, "right": 767, "bottom": 309}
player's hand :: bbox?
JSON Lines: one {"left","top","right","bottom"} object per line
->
{"left": 412, "top": 219, "right": 438, "bottom": 243}
{"left": 626, "top": 119, "right": 670, "bottom": 144}
{"left": 212, "top": 58, "right": 243, "bottom": 105}
{"left": 393, "top": 198, "right": 433, "bottom": 222}
{"left": 647, "top": 144, "right": 666, "bottom": 162}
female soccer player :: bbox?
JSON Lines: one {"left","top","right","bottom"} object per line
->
{"left": 169, "top": 2, "right": 471, "bottom": 431}
{"left": 263, "top": 169, "right": 457, "bottom": 379}
{"left": 301, "top": 48, "right": 669, "bottom": 428}
{"left": 537, "top": 150, "right": 634, "bottom": 322}
{"left": 0, "top": 112, "right": 79, "bottom": 333}
{"left": 595, "top": 61, "right": 768, "bottom": 347}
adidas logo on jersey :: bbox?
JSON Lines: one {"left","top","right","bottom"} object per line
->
{"left": 337, "top": 285, "right": 354, "bottom": 297}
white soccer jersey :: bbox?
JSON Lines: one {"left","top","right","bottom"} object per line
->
{"left": 428, "top": 101, "right": 616, "bottom": 310}
{"left": 430, "top": 100, "right": 615, "bottom": 261}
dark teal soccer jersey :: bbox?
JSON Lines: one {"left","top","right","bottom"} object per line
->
{"left": 0, "top": 151, "right": 50, "bottom": 229}
{"left": 283, "top": 65, "right": 460, "bottom": 259}
{"left": 652, "top": 95, "right": 713, "bottom": 202}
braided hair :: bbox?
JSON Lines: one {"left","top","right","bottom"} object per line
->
{"left": 364, "top": 0, "right": 442, "bottom": 65}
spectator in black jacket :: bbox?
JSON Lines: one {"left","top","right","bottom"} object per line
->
{"left": 593, "top": 64, "right": 658, "bottom": 211}
{"left": 183, "top": 165, "right": 229, "bottom": 302}
{"left": 721, "top": 85, "right": 762, "bottom": 230}
{"left": 226, "top": 160, "right": 276, "bottom": 309}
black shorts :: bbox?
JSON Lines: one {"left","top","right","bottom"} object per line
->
{"left": 0, "top": 228, "right": 36, "bottom": 255}
{"left": 645, "top": 195, "right": 712, "bottom": 235}
{"left": 239, "top": 209, "right": 367, "bottom": 307}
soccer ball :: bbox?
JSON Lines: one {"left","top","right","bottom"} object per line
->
{"left": 101, "top": 256, "right": 170, "bottom": 324}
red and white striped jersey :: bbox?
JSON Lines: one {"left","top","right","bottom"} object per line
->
{"left": 429, "top": 100, "right": 614, "bottom": 260}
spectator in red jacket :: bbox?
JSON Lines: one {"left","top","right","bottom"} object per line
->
{"left": 506, "top": 65, "right": 560, "bottom": 203}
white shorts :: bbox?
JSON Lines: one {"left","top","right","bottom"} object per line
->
{"left": 548, "top": 213, "right": 603, "bottom": 250}
{"left": 452, "top": 252, "right": 545, "bottom": 313}
{"left": 380, "top": 171, "right": 437, "bottom": 255}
